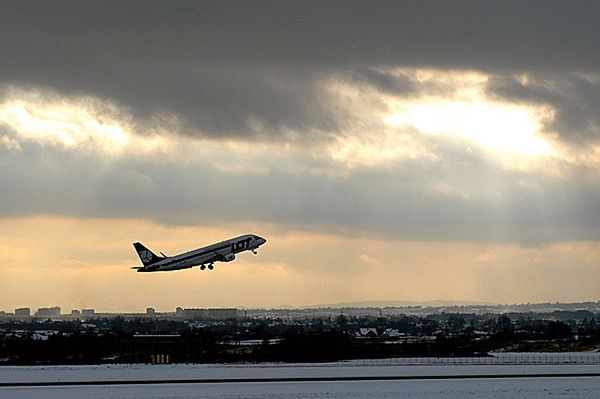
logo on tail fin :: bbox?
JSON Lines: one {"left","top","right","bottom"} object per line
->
{"left": 133, "top": 242, "right": 163, "bottom": 265}
{"left": 138, "top": 250, "right": 153, "bottom": 263}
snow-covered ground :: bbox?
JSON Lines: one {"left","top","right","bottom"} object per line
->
{"left": 2, "top": 361, "right": 600, "bottom": 398}
{"left": 2, "top": 377, "right": 600, "bottom": 399}
{"left": 2, "top": 361, "right": 600, "bottom": 383}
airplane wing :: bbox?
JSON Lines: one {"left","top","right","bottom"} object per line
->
{"left": 195, "top": 251, "right": 234, "bottom": 266}
{"left": 216, "top": 252, "right": 236, "bottom": 262}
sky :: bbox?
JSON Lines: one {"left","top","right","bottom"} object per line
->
{"left": 1, "top": 1, "right": 600, "bottom": 312}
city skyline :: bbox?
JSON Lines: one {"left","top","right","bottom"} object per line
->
{"left": 4, "top": 299, "right": 600, "bottom": 319}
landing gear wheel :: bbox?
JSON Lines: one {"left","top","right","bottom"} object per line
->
{"left": 200, "top": 264, "right": 206, "bottom": 271}
{"left": 208, "top": 264, "right": 214, "bottom": 270}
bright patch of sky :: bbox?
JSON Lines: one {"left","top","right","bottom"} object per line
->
{"left": 386, "top": 100, "right": 553, "bottom": 157}
{"left": 0, "top": 89, "right": 168, "bottom": 154}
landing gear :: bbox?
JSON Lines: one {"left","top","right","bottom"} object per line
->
{"left": 200, "top": 264, "right": 206, "bottom": 271}
{"left": 200, "top": 263, "right": 214, "bottom": 271}
{"left": 207, "top": 264, "right": 214, "bottom": 270}
{"left": 252, "top": 249, "right": 258, "bottom": 255}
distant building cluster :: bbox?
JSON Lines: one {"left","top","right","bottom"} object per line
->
{"left": 2, "top": 302, "right": 600, "bottom": 322}
{"left": 34, "top": 307, "right": 61, "bottom": 318}
{"left": 0, "top": 306, "right": 239, "bottom": 321}
{"left": 15, "top": 307, "right": 30, "bottom": 317}
{"left": 1, "top": 306, "right": 95, "bottom": 321}
{"left": 175, "top": 307, "right": 238, "bottom": 320}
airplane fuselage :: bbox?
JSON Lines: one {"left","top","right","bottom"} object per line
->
{"left": 133, "top": 234, "right": 266, "bottom": 272}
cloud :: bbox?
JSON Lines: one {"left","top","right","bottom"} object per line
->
{"left": 2, "top": 2, "right": 600, "bottom": 248}
{"left": 1, "top": 123, "right": 599, "bottom": 245}
{"left": 487, "top": 74, "right": 600, "bottom": 146}
{"left": 349, "top": 69, "right": 416, "bottom": 96}
{"left": 2, "top": 1, "right": 600, "bottom": 140}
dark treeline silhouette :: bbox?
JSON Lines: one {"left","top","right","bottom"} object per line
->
{"left": 2, "top": 313, "right": 600, "bottom": 365}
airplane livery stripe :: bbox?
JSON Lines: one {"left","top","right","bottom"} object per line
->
{"left": 161, "top": 244, "right": 231, "bottom": 265}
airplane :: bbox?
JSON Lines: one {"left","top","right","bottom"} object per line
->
{"left": 131, "top": 234, "right": 267, "bottom": 272}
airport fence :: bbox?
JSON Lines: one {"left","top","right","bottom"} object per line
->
{"left": 349, "top": 352, "right": 600, "bottom": 365}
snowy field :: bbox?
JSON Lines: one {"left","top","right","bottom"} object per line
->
{"left": 2, "top": 378, "right": 600, "bottom": 399}
{"left": 2, "top": 361, "right": 600, "bottom": 398}
{"left": 3, "top": 360, "right": 600, "bottom": 383}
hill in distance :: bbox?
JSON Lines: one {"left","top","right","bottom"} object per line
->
{"left": 301, "top": 300, "right": 498, "bottom": 308}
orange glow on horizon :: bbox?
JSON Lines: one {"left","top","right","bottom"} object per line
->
{"left": 0, "top": 216, "right": 599, "bottom": 312}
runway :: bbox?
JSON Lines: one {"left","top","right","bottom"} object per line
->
{"left": 3, "top": 377, "right": 600, "bottom": 399}
{"left": 2, "top": 371, "right": 600, "bottom": 387}
{"left": 3, "top": 362, "right": 600, "bottom": 398}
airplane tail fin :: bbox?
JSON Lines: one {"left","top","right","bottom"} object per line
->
{"left": 133, "top": 242, "right": 163, "bottom": 265}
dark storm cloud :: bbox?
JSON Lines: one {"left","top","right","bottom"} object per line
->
{"left": 2, "top": 1, "right": 600, "bottom": 138}
{"left": 488, "top": 75, "right": 600, "bottom": 146}
{"left": 350, "top": 69, "right": 416, "bottom": 96}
